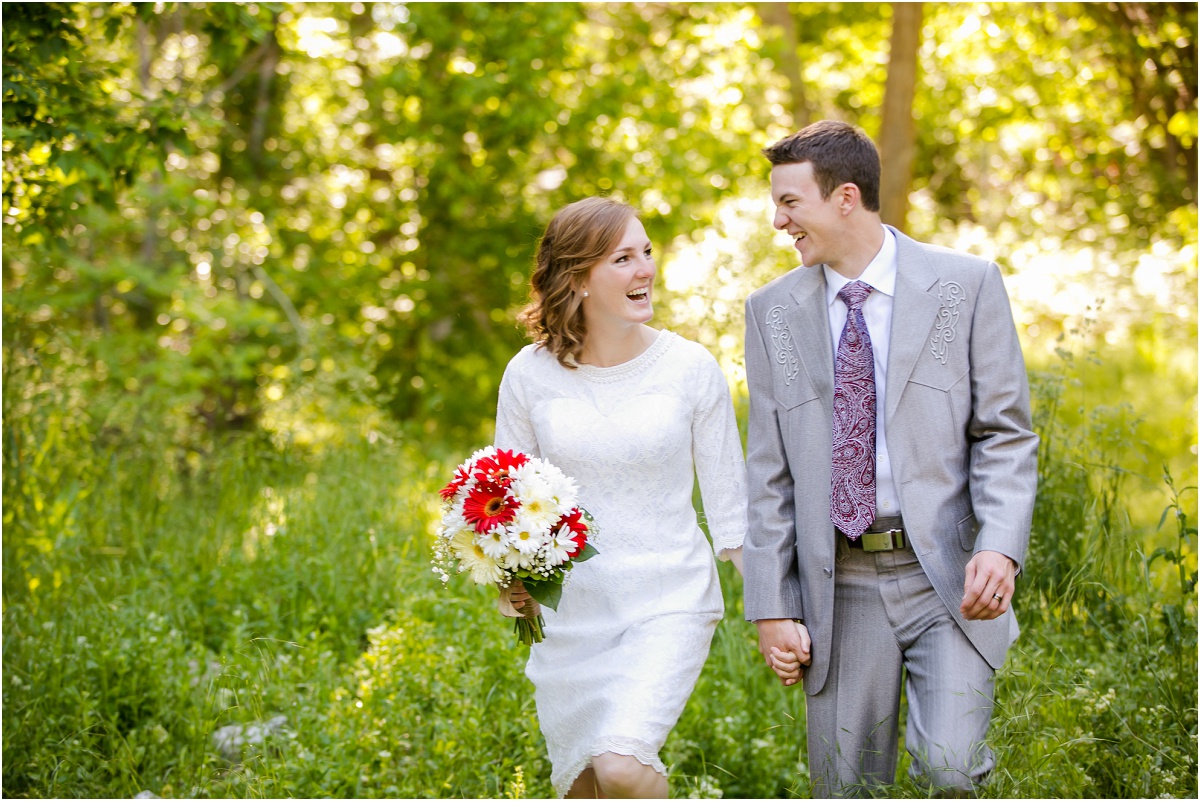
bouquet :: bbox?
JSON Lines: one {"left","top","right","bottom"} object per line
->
{"left": 432, "top": 446, "right": 598, "bottom": 645}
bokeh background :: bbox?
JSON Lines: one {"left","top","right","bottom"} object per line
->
{"left": 4, "top": 3, "right": 1196, "bottom": 798}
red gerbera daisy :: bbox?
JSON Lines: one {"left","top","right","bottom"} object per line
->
{"left": 439, "top": 463, "right": 474, "bottom": 500}
{"left": 462, "top": 481, "right": 518, "bottom": 533}
{"left": 555, "top": 508, "right": 589, "bottom": 556}
{"left": 473, "top": 449, "right": 529, "bottom": 485}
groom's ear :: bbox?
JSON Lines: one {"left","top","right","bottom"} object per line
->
{"left": 835, "top": 182, "right": 862, "bottom": 216}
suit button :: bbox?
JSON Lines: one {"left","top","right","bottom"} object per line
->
{"left": 823, "top": 568, "right": 832, "bottom": 577}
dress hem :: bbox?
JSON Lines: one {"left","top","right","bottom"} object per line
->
{"left": 551, "top": 736, "right": 667, "bottom": 798}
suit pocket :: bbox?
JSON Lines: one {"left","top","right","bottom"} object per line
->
{"left": 775, "top": 372, "right": 818, "bottom": 411}
{"left": 907, "top": 368, "right": 970, "bottom": 438}
{"left": 957, "top": 513, "right": 979, "bottom": 551}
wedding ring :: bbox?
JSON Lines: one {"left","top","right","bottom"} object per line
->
{"left": 992, "top": 593, "right": 1003, "bottom": 602}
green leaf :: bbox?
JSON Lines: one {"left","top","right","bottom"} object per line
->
{"left": 524, "top": 577, "right": 562, "bottom": 611}
{"left": 572, "top": 541, "right": 599, "bottom": 564}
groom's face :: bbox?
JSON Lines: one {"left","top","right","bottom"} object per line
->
{"left": 770, "top": 161, "right": 847, "bottom": 270}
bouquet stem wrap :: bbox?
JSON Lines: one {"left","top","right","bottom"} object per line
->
{"left": 514, "top": 602, "right": 545, "bottom": 646}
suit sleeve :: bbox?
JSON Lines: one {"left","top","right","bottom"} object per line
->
{"left": 966, "top": 263, "right": 1039, "bottom": 573}
{"left": 743, "top": 297, "right": 805, "bottom": 621}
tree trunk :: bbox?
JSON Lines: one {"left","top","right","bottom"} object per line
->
{"left": 759, "top": 3, "right": 809, "bottom": 129}
{"left": 878, "top": 3, "right": 923, "bottom": 232}
{"left": 248, "top": 14, "right": 280, "bottom": 172}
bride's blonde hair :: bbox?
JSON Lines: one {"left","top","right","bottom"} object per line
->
{"left": 518, "top": 197, "right": 638, "bottom": 369}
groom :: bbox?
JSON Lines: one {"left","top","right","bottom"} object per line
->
{"left": 742, "top": 121, "right": 1038, "bottom": 796}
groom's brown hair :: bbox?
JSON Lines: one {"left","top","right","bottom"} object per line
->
{"left": 763, "top": 121, "right": 881, "bottom": 212}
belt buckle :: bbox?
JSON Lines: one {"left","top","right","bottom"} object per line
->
{"left": 860, "top": 528, "right": 904, "bottom": 552}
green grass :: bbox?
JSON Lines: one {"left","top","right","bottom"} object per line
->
{"left": 3, "top": 344, "right": 1196, "bottom": 798}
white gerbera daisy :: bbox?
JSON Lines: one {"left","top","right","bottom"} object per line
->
{"left": 467, "top": 552, "right": 505, "bottom": 585}
{"left": 440, "top": 504, "right": 468, "bottom": 538}
{"left": 449, "top": 528, "right": 477, "bottom": 561}
{"left": 502, "top": 547, "right": 536, "bottom": 571}
{"left": 468, "top": 445, "right": 497, "bottom": 463}
{"left": 539, "top": 469, "right": 578, "bottom": 516}
{"left": 451, "top": 528, "right": 505, "bottom": 585}
{"left": 507, "top": 513, "right": 548, "bottom": 554}
{"left": 544, "top": 525, "right": 576, "bottom": 567}
{"left": 477, "top": 526, "right": 509, "bottom": 560}
{"left": 510, "top": 474, "right": 561, "bottom": 530}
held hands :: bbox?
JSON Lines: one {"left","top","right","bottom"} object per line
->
{"left": 755, "top": 618, "right": 811, "bottom": 687}
{"left": 497, "top": 579, "right": 541, "bottom": 619}
{"left": 961, "top": 550, "right": 1017, "bottom": 621}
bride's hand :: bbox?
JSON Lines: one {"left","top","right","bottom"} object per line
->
{"left": 498, "top": 579, "right": 541, "bottom": 618}
{"left": 728, "top": 547, "right": 745, "bottom": 577}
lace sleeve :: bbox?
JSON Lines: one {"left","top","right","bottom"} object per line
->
{"left": 691, "top": 352, "right": 748, "bottom": 561}
{"left": 494, "top": 353, "right": 541, "bottom": 457}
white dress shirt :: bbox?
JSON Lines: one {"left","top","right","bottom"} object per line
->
{"left": 822, "top": 226, "right": 901, "bottom": 519}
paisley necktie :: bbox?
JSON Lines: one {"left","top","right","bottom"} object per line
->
{"left": 831, "top": 280, "right": 876, "bottom": 539}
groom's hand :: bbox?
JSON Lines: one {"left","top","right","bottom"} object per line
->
{"left": 755, "top": 619, "right": 811, "bottom": 687}
{"left": 961, "top": 550, "right": 1016, "bottom": 621}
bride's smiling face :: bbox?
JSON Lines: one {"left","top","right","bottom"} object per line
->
{"left": 581, "top": 217, "right": 656, "bottom": 329}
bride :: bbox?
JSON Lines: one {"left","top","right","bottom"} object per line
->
{"left": 494, "top": 196, "right": 747, "bottom": 798}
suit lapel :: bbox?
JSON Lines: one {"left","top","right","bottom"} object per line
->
{"left": 886, "top": 229, "right": 942, "bottom": 423}
{"left": 786, "top": 268, "right": 834, "bottom": 416}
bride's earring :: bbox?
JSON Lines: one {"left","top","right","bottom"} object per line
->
{"left": 582, "top": 290, "right": 589, "bottom": 297}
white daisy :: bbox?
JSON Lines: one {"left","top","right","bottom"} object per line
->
{"left": 467, "top": 445, "right": 497, "bottom": 463}
{"left": 540, "top": 469, "right": 578, "bottom": 516}
{"left": 506, "top": 513, "right": 549, "bottom": 555}
{"left": 451, "top": 528, "right": 505, "bottom": 585}
{"left": 509, "top": 473, "right": 562, "bottom": 530}
{"left": 448, "top": 528, "right": 477, "bottom": 560}
{"left": 440, "top": 504, "right": 468, "bottom": 538}
{"left": 501, "top": 547, "right": 536, "bottom": 571}
{"left": 544, "top": 525, "right": 576, "bottom": 567}
{"left": 477, "top": 526, "right": 509, "bottom": 560}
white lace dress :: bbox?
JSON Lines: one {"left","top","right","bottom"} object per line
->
{"left": 494, "top": 329, "right": 747, "bottom": 796}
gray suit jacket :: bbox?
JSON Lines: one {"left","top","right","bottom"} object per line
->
{"left": 742, "top": 226, "right": 1038, "bottom": 695}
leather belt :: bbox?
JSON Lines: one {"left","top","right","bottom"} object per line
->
{"left": 840, "top": 517, "right": 907, "bottom": 552}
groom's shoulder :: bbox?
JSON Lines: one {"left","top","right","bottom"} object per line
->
{"left": 747, "top": 265, "right": 807, "bottom": 307}
{"left": 898, "top": 230, "right": 995, "bottom": 274}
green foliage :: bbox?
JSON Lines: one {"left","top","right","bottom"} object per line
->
{"left": 5, "top": 328, "right": 1196, "bottom": 798}
{"left": 3, "top": 6, "right": 1197, "bottom": 797}
{"left": 9, "top": 2, "right": 1192, "bottom": 448}
{"left": 4, "top": 3, "right": 151, "bottom": 241}
{"left": 667, "top": 566, "right": 810, "bottom": 798}
{"left": 988, "top": 602, "right": 1197, "bottom": 799}
{"left": 905, "top": 3, "right": 1196, "bottom": 258}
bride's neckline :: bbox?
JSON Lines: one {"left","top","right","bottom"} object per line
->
{"left": 571, "top": 329, "right": 674, "bottom": 381}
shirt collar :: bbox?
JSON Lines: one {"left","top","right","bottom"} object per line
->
{"left": 823, "top": 225, "right": 897, "bottom": 305}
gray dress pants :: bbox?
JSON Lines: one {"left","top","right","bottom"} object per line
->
{"left": 806, "top": 539, "right": 995, "bottom": 797}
